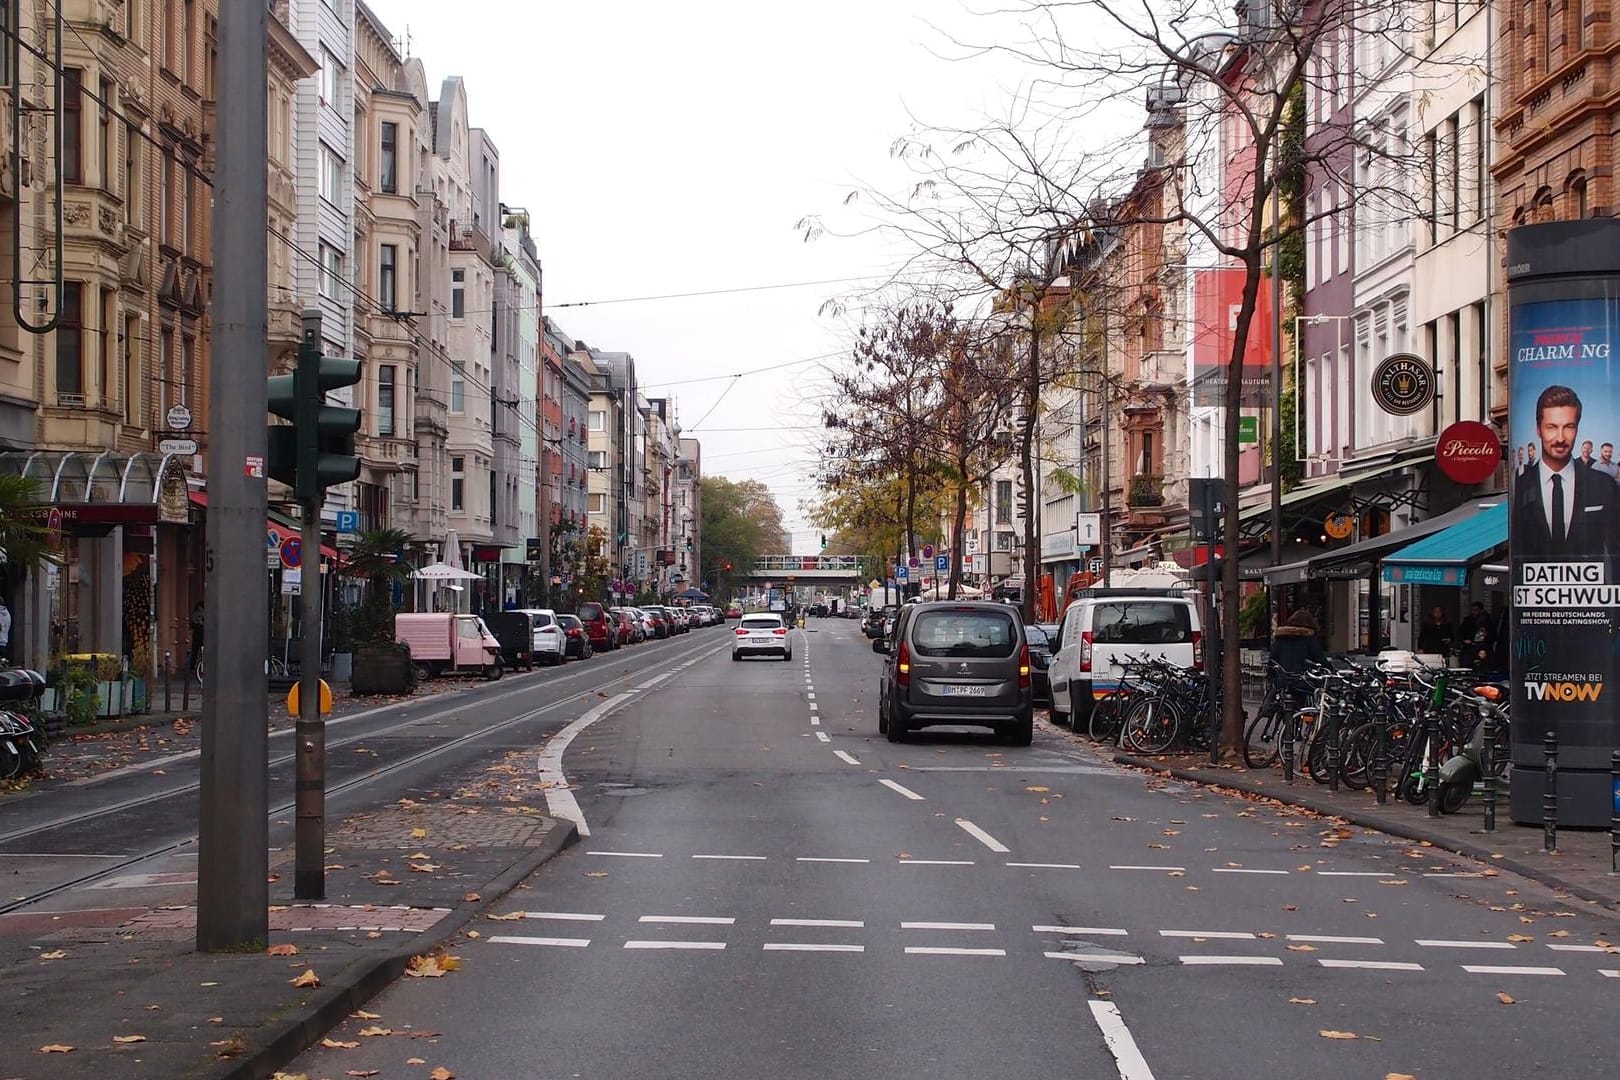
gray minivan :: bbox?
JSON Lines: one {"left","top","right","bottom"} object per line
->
{"left": 873, "top": 601, "right": 1034, "bottom": 745}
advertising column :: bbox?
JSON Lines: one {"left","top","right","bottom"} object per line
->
{"left": 1506, "top": 219, "right": 1620, "bottom": 827}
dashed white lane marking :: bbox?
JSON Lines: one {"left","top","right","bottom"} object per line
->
{"left": 1047, "top": 950, "right": 1145, "bottom": 965}
{"left": 902, "top": 921, "right": 996, "bottom": 931}
{"left": 1111, "top": 865, "right": 1186, "bottom": 872}
{"left": 488, "top": 936, "right": 591, "bottom": 948}
{"left": 1423, "top": 872, "right": 1487, "bottom": 878}
{"left": 1318, "top": 871, "right": 1394, "bottom": 878}
{"left": 1033, "top": 925, "right": 1129, "bottom": 936}
{"left": 807, "top": 692, "right": 816, "bottom": 700}
{"left": 522, "top": 911, "right": 605, "bottom": 921}
{"left": 764, "top": 943, "right": 865, "bottom": 953}
{"left": 902, "top": 859, "right": 975, "bottom": 866}
{"left": 1318, "top": 959, "right": 1424, "bottom": 971}
{"left": 1288, "top": 934, "right": 1384, "bottom": 945}
{"left": 639, "top": 915, "right": 735, "bottom": 925}
{"left": 798, "top": 857, "right": 869, "bottom": 864}
{"left": 692, "top": 854, "right": 767, "bottom": 861}
{"left": 1088, "top": 1000, "right": 1158, "bottom": 1080}
{"left": 811, "top": 716, "right": 821, "bottom": 726}
{"left": 623, "top": 940, "right": 727, "bottom": 951}
{"left": 1212, "top": 868, "right": 1289, "bottom": 875}
{"left": 1462, "top": 965, "right": 1565, "bottom": 976}
{"left": 1179, "top": 956, "right": 1283, "bottom": 967}
{"left": 1601, "top": 970, "right": 1620, "bottom": 978}
{"left": 1007, "top": 862, "right": 1081, "bottom": 869}
{"left": 586, "top": 851, "right": 664, "bottom": 859}
{"left": 1416, "top": 939, "right": 1517, "bottom": 949}
{"left": 809, "top": 702, "right": 819, "bottom": 712}
{"left": 834, "top": 750, "right": 862, "bottom": 765}
{"left": 815, "top": 730, "right": 831, "bottom": 743}
{"left": 1547, "top": 944, "right": 1617, "bottom": 953}
{"left": 955, "top": 818, "right": 1011, "bottom": 853}
{"left": 1160, "top": 930, "right": 1255, "bottom": 940}
{"left": 772, "top": 918, "right": 864, "bottom": 928}
{"left": 905, "top": 946, "right": 1006, "bottom": 957}
{"left": 879, "top": 778, "right": 925, "bottom": 800}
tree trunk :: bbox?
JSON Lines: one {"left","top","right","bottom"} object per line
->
{"left": 1021, "top": 316, "right": 1041, "bottom": 626}
{"left": 950, "top": 450, "right": 969, "bottom": 600}
{"left": 1219, "top": 256, "right": 1266, "bottom": 760}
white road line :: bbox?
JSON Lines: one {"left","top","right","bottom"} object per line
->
{"left": 905, "top": 946, "right": 1006, "bottom": 956}
{"left": 1288, "top": 935, "right": 1384, "bottom": 945}
{"left": 1179, "top": 956, "right": 1283, "bottom": 966}
{"left": 624, "top": 940, "right": 727, "bottom": 951}
{"left": 797, "top": 857, "right": 869, "bottom": 864}
{"left": 1211, "top": 868, "right": 1290, "bottom": 875}
{"left": 1547, "top": 944, "right": 1617, "bottom": 953}
{"left": 902, "top": 921, "right": 996, "bottom": 931}
{"left": 1160, "top": 930, "right": 1255, "bottom": 940}
{"left": 809, "top": 702, "right": 819, "bottom": 712}
{"left": 815, "top": 730, "right": 831, "bottom": 742}
{"left": 1317, "top": 871, "right": 1394, "bottom": 877}
{"left": 1088, "top": 999, "right": 1158, "bottom": 1080}
{"left": 538, "top": 694, "right": 631, "bottom": 837}
{"left": 807, "top": 692, "right": 816, "bottom": 700}
{"left": 586, "top": 851, "right": 664, "bottom": 859}
{"left": 1110, "top": 865, "right": 1186, "bottom": 872}
{"left": 692, "top": 854, "right": 767, "bottom": 861}
{"left": 955, "top": 818, "right": 1011, "bottom": 853}
{"left": 1423, "top": 872, "right": 1486, "bottom": 878}
{"left": 771, "top": 919, "right": 864, "bottom": 928}
{"left": 487, "top": 936, "right": 591, "bottom": 948}
{"left": 639, "top": 916, "right": 735, "bottom": 925}
{"left": 811, "top": 716, "right": 821, "bottom": 726}
{"left": 1047, "top": 951, "right": 1145, "bottom": 965}
{"left": 833, "top": 750, "right": 862, "bottom": 765}
{"left": 878, "top": 778, "right": 925, "bottom": 800}
{"left": 1416, "top": 939, "right": 1517, "bottom": 949}
{"left": 1033, "top": 926, "right": 1129, "bottom": 936}
{"left": 1007, "top": 862, "right": 1081, "bottom": 869}
{"left": 1318, "top": 959, "right": 1424, "bottom": 971}
{"left": 522, "top": 912, "right": 606, "bottom": 922}
{"left": 900, "top": 859, "right": 975, "bottom": 866}
{"left": 1601, "top": 970, "right": 1619, "bottom": 978}
{"left": 764, "top": 943, "right": 864, "bottom": 953}
{"left": 1462, "top": 965, "right": 1565, "bottom": 976}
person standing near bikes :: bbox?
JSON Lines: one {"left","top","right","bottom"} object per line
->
{"left": 189, "top": 601, "right": 205, "bottom": 679}
{"left": 1270, "top": 609, "right": 1324, "bottom": 678}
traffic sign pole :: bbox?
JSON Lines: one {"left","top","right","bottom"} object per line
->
{"left": 295, "top": 313, "right": 326, "bottom": 902}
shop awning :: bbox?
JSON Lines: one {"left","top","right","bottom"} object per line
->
{"left": 1262, "top": 493, "right": 1507, "bottom": 583}
{"left": 1381, "top": 501, "right": 1508, "bottom": 587}
{"left": 186, "top": 491, "right": 339, "bottom": 559}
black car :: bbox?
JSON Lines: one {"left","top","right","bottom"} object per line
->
{"left": 557, "top": 613, "right": 593, "bottom": 659}
{"left": 862, "top": 607, "right": 886, "bottom": 638}
{"left": 1024, "top": 623, "right": 1059, "bottom": 705}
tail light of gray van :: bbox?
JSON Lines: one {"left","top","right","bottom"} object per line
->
{"left": 1192, "top": 630, "right": 1203, "bottom": 670}
{"left": 1018, "top": 643, "right": 1031, "bottom": 690}
{"left": 896, "top": 640, "right": 912, "bottom": 686}
{"left": 1079, "top": 631, "right": 1094, "bottom": 673}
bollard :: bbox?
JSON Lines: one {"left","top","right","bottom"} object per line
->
{"left": 182, "top": 649, "right": 191, "bottom": 712}
{"left": 1482, "top": 707, "right": 1497, "bottom": 834}
{"left": 1425, "top": 710, "right": 1443, "bottom": 818}
{"left": 1326, "top": 703, "right": 1341, "bottom": 793}
{"left": 163, "top": 651, "right": 172, "bottom": 713}
{"left": 1543, "top": 730, "right": 1558, "bottom": 854}
{"left": 1372, "top": 710, "right": 1389, "bottom": 805}
{"left": 1610, "top": 749, "right": 1619, "bottom": 876}
{"left": 1281, "top": 704, "right": 1297, "bottom": 785}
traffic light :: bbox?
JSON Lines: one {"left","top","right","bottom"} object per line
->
{"left": 267, "top": 313, "right": 363, "bottom": 503}
{"left": 724, "top": 561, "right": 733, "bottom": 571}
{"left": 819, "top": 533, "right": 827, "bottom": 549}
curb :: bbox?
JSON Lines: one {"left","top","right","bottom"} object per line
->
{"left": 207, "top": 819, "right": 581, "bottom": 1080}
{"left": 1112, "top": 752, "right": 1620, "bottom": 914}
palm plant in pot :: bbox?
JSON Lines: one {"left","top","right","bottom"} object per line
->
{"left": 338, "top": 528, "right": 417, "bottom": 694}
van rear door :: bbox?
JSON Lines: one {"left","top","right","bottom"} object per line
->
{"left": 1088, "top": 600, "right": 1199, "bottom": 695}
{"left": 904, "top": 606, "right": 1022, "bottom": 710}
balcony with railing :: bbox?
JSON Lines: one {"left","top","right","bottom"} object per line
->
{"left": 1127, "top": 473, "right": 1164, "bottom": 508}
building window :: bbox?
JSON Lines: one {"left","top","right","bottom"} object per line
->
{"left": 450, "top": 363, "right": 465, "bottom": 414}
{"left": 589, "top": 493, "right": 606, "bottom": 514}
{"left": 451, "top": 268, "right": 465, "bottom": 318}
{"left": 1572, "top": 175, "right": 1589, "bottom": 218}
{"left": 379, "top": 244, "right": 397, "bottom": 311}
{"left": 588, "top": 449, "right": 607, "bottom": 469}
{"left": 57, "top": 282, "right": 84, "bottom": 397}
{"left": 62, "top": 68, "right": 83, "bottom": 184}
{"left": 180, "top": 335, "right": 194, "bottom": 412}
{"left": 99, "top": 77, "right": 114, "bottom": 188}
{"left": 451, "top": 456, "right": 465, "bottom": 511}
{"left": 378, "top": 364, "right": 395, "bottom": 436}
{"left": 160, "top": 327, "right": 173, "bottom": 412}
{"left": 320, "top": 243, "right": 342, "bottom": 299}
{"left": 123, "top": 313, "right": 139, "bottom": 425}
{"left": 995, "top": 479, "right": 1013, "bottom": 524}
{"left": 380, "top": 121, "right": 397, "bottom": 193}
{"left": 319, "top": 142, "right": 341, "bottom": 204}
{"left": 204, "top": 14, "right": 217, "bottom": 99}
{"left": 1542, "top": 0, "right": 1553, "bottom": 73}
{"left": 181, "top": 0, "right": 193, "bottom": 84}
{"left": 159, "top": 153, "right": 170, "bottom": 242}
{"left": 588, "top": 409, "right": 605, "bottom": 431}
{"left": 100, "top": 288, "right": 114, "bottom": 406}
{"left": 320, "top": 49, "right": 339, "bottom": 106}
{"left": 179, "top": 163, "right": 190, "bottom": 253}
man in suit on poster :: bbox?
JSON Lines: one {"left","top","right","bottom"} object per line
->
{"left": 1513, "top": 385, "right": 1620, "bottom": 559}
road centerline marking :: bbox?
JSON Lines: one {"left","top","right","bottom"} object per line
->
{"left": 1007, "top": 862, "right": 1081, "bottom": 869}
{"left": 955, "top": 818, "right": 1010, "bottom": 853}
{"left": 764, "top": 943, "right": 864, "bottom": 952}
{"left": 1461, "top": 965, "right": 1565, "bottom": 976}
{"left": 905, "top": 946, "right": 1005, "bottom": 956}
{"left": 878, "top": 778, "right": 925, "bottom": 800}
{"left": 639, "top": 915, "right": 735, "bottom": 925}
{"left": 1179, "top": 956, "right": 1283, "bottom": 966}
{"left": 901, "top": 921, "right": 995, "bottom": 931}
{"left": 692, "top": 854, "right": 767, "bottom": 861}
{"left": 797, "top": 857, "right": 869, "bottom": 864}
{"left": 521, "top": 912, "right": 605, "bottom": 921}
{"left": 1416, "top": 939, "right": 1517, "bottom": 949}
{"left": 1318, "top": 959, "right": 1423, "bottom": 971}
{"left": 487, "top": 936, "right": 590, "bottom": 948}
{"left": 1160, "top": 930, "right": 1255, "bottom": 940}
{"left": 1088, "top": 999, "right": 1158, "bottom": 1080}
{"left": 900, "top": 859, "right": 975, "bottom": 866}
{"left": 771, "top": 918, "right": 864, "bottom": 928}
{"left": 624, "top": 940, "right": 727, "bottom": 951}
{"left": 1288, "top": 934, "right": 1383, "bottom": 945}
{"left": 833, "top": 750, "right": 861, "bottom": 765}
{"left": 586, "top": 851, "right": 664, "bottom": 859}
{"left": 1211, "top": 868, "right": 1289, "bottom": 875}
{"left": 1049, "top": 950, "right": 1144, "bottom": 965}
{"left": 1111, "top": 865, "right": 1186, "bottom": 872}
{"left": 1034, "top": 925, "right": 1129, "bottom": 936}
{"left": 815, "top": 731, "right": 831, "bottom": 743}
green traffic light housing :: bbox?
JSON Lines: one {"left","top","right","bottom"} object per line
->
{"left": 267, "top": 313, "right": 364, "bottom": 503}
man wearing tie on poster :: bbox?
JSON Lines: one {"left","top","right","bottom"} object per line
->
{"left": 1513, "top": 385, "right": 1620, "bottom": 558}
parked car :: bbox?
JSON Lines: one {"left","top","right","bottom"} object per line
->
{"left": 628, "top": 607, "right": 657, "bottom": 639}
{"left": 1045, "top": 588, "right": 1203, "bottom": 729}
{"left": 515, "top": 608, "right": 568, "bottom": 665}
{"left": 395, "top": 613, "right": 504, "bottom": 681}
{"left": 641, "top": 607, "right": 670, "bottom": 639}
{"left": 608, "top": 607, "right": 643, "bottom": 644}
{"left": 576, "top": 601, "right": 619, "bottom": 651}
{"left": 725, "top": 603, "right": 742, "bottom": 620}
{"left": 733, "top": 612, "right": 792, "bottom": 661}
{"left": 481, "top": 611, "right": 541, "bottom": 671}
{"left": 557, "top": 613, "right": 593, "bottom": 660}
{"left": 873, "top": 601, "right": 1032, "bottom": 745}
{"left": 1024, "top": 623, "right": 1060, "bottom": 705}
{"left": 862, "top": 607, "right": 886, "bottom": 638}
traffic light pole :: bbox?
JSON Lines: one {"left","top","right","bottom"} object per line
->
{"left": 295, "top": 313, "right": 326, "bottom": 901}
{"left": 197, "top": 0, "right": 270, "bottom": 952}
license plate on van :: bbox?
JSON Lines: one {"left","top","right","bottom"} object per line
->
{"left": 940, "top": 685, "right": 988, "bottom": 697}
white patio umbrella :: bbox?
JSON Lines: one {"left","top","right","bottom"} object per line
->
{"left": 414, "top": 561, "right": 482, "bottom": 612}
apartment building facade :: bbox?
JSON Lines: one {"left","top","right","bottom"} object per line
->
{"left": 502, "top": 209, "right": 541, "bottom": 604}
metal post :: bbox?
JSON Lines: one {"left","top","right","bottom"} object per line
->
{"left": 1099, "top": 354, "right": 1112, "bottom": 584}
{"left": 1326, "top": 698, "right": 1340, "bottom": 794}
{"left": 1425, "top": 709, "right": 1442, "bottom": 817}
{"left": 163, "top": 651, "right": 171, "bottom": 713}
{"left": 1269, "top": 182, "right": 1283, "bottom": 571}
{"left": 1482, "top": 707, "right": 1498, "bottom": 833}
{"left": 1372, "top": 707, "right": 1389, "bottom": 805}
{"left": 296, "top": 503, "right": 325, "bottom": 898}
{"left": 182, "top": 650, "right": 191, "bottom": 712}
{"left": 197, "top": 0, "right": 269, "bottom": 952}
{"left": 1608, "top": 749, "right": 1618, "bottom": 874}
{"left": 1281, "top": 700, "right": 1296, "bottom": 785}
{"left": 1543, "top": 730, "right": 1558, "bottom": 854}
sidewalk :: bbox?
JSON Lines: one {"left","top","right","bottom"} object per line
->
{"left": 1113, "top": 749, "right": 1620, "bottom": 911}
{"left": 0, "top": 749, "right": 578, "bottom": 1078}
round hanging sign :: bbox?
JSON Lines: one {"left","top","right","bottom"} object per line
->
{"left": 1370, "top": 353, "right": 1434, "bottom": 416}
{"left": 1435, "top": 420, "right": 1502, "bottom": 485}
{"left": 1323, "top": 512, "right": 1355, "bottom": 540}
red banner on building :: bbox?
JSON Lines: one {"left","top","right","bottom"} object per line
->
{"left": 1191, "top": 266, "right": 1273, "bottom": 407}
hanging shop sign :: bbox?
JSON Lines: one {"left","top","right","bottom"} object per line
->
{"left": 1323, "top": 512, "right": 1355, "bottom": 540}
{"left": 1370, "top": 353, "right": 1434, "bottom": 416}
{"left": 1435, "top": 421, "right": 1503, "bottom": 485}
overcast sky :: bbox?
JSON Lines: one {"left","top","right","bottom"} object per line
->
{"left": 368, "top": 0, "right": 1042, "bottom": 552}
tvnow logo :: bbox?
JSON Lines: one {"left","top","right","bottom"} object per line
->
{"left": 1523, "top": 681, "right": 1604, "bottom": 702}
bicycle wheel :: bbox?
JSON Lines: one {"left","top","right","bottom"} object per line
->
{"left": 1242, "top": 705, "right": 1281, "bottom": 769}
{"left": 1088, "top": 691, "right": 1129, "bottom": 742}
{"left": 1122, "top": 695, "right": 1182, "bottom": 754}
{"left": 1337, "top": 723, "right": 1379, "bottom": 790}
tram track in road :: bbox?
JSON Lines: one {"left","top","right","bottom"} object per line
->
{"left": 0, "top": 631, "right": 731, "bottom": 917}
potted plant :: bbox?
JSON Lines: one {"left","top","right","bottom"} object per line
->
{"left": 340, "top": 528, "right": 416, "bottom": 695}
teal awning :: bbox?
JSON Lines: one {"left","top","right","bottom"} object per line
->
{"left": 1381, "top": 501, "right": 1508, "bottom": 587}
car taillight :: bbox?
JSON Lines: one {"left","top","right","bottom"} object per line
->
{"left": 896, "top": 641, "right": 911, "bottom": 686}
{"left": 1191, "top": 630, "right": 1203, "bottom": 671}
{"left": 1079, "top": 631, "right": 1093, "bottom": 673}
{"left": 772, "top": 628, "right": 787, "bottom": 636}
{"left": 1018, "top": 643, "right": 1031, "bottom": 689}
{"left": 734, "top": 627, "right": 747, "bottom": 636}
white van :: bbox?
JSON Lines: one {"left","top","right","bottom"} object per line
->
{"left": 1047, "top": 589, "right": 1204, "bottom": 727}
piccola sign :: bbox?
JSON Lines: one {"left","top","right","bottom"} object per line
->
{"left": 1435, "top": 421, "right": 1502, "bottom": 485}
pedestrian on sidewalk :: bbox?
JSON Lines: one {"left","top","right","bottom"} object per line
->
{"left": 0, "top": 595, "right": 11, "bottom": 663}
{"left": 1269, "top": 609, "right": 1324, "bottom": 677}
{"left": 188, "top": 601, "right": 204, "bottom": 676}
{"left": 1416, "top": 605, "right": 1454, "bottom": 659}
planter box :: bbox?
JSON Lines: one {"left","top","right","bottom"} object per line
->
{"left": 350, "top": 647, "right": 413, "bottom": 695}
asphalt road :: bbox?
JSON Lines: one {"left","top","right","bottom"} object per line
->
{"left": 293, "top": 618, "right": 1620, "bottom": 1080}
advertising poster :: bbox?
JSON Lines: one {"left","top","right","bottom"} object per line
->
{"left": 1508, "top": 294, "right": 1620, "bottom": 768}
{"left": 1190, "top": 267, "right": 1272, "bottom": 407}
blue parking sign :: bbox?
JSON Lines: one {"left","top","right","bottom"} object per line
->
{"left": 896, "top": 566, "right": 909, "bottom": 581}
{"left": 935, "top": 554, "right": 949, "bottom": 571}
